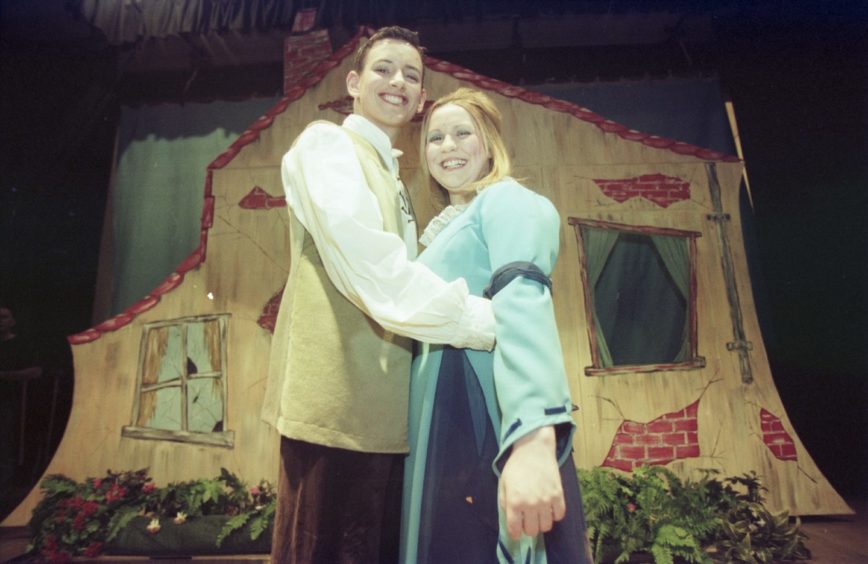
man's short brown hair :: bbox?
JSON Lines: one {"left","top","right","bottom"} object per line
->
{"left": 352, "top": 26, "right": 425, "bottom": 73}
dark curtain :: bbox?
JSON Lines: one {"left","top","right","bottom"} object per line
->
{"left": 107, "top": 97, "right": 278, "bottom": 315}
{"left": 75, "top": 0, "right": 299, "bottom": 43}
{"left": 593, "top": 233, "right": 687, "bottom": 366}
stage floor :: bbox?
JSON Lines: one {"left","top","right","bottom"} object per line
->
{"left": 2, "top": 502, "right": 866, "bottom": 563}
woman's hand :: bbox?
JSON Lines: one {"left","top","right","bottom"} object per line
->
{"left": 498, "top": 425, "right": 565, "bottom": 539}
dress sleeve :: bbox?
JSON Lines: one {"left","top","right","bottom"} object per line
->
{"left": 477, "top": 181, "right": 576, "bottom": 471}
{"left": 283, "top": 123, "right": 494, "bottom": 350}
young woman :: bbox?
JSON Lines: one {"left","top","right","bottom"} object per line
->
{"left": 401, "top": 88, "right": 592, "bottom": 563}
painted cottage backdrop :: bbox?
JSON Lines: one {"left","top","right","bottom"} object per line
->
{"left": 3, "top": 28, "right": 850, "bottom": 526}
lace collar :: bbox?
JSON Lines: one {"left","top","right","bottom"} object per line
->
{"left": 419, "top": 204, "right": 469, "bottom": 247}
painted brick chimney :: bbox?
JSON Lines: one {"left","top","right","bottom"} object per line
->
{"left": 283, "top": 29, "right": 332, "bottom": 95}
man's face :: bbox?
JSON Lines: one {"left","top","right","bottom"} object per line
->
{"left": 347, "top": 39, "right": 426, "bottom": 140}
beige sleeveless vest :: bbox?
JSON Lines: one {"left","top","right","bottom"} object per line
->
{"left": 263, "top": 123, "right": 413, "bottom": 453}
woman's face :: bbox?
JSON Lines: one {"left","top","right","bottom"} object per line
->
{"left": 425, "top": 103, "right": 490, "bottom": 205}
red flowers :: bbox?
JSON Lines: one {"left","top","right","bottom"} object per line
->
{"left": 72, "top": 513, "right": 86, "bottom": 532}
{"left": 40, "top": 535, "right": 71, "bottom": 562}
{"left": 31, "top": 469, "right": 276, "bottom": 561}
{"left": 82, "top": 500, "right": 99, "bottom": 516}
{"left": 83, "top": 542, "right": 104, "bottom": 558}
{"left": 105, "top": 482, "right": 128, "bottom": 502}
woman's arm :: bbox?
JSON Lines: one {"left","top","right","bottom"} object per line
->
{"left": 498, "top": 425, "right": 565, "bottom": 539}
{"left": 479, "top": 180, "right": 576, "bottom": 538}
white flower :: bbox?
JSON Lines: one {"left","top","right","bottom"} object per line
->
{"left": 174, "top": 512, "right": 188, "bottom": 525}
{"left": 146, "top": 518, "right": 161, "bottom": 534}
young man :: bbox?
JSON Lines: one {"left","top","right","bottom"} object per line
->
{"left": 262, "top": 27, "right": 495, "bottom": 563}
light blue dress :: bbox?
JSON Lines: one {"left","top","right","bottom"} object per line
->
{"left": 400, "top": 178, "right": 591, "bottom": 563}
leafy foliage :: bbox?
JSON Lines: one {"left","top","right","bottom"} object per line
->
{"left": 714, "top": 473, "right": 811, "bottom": 563}
{"left": 26, "top": 468, "right": 276, "bottom": 561}
{"left": 578, "top": 467, "right": 810, "bottom": 563}
{"left": 580, "top": 466, "right": 714, "bottom": 563}
{"left": 24, "top": 463, "right": 809, "bottom": 563}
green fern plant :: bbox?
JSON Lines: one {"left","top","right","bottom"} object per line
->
{"left": 213, "top": 475, "right": 276, "bottom": 547}
{"left": 579, "top": 466, "right": 714, "bottom": 563}
{"left": 577, "top": 467, "right": 809, "bottom": 564}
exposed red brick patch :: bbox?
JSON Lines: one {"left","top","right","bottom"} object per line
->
{"left": 239, "top": 186, "right": 287, "bottom": 210}
{"left": 647, "top": 420, "right": 674, "bottom": 433}
{"left": 593, "top": 173, "right": 691, "bottom": 208}
{"left": 760, "top": 408, "right": 798, "bottom": 461}
{"left": 676, "top": 444, "right": 701, "bottom": 458}
{"left": 602, "top": 399, "right": 701, "bottom": 471}
{"left": 258, "top": 288, "right": 284, "bottom": 334}
{"left": 663, "top": 433, "right": 686, "bottom": 446}
{"left": 613, "top": 433, "right": 633, "bottom": 445}
{"left": 674, "top": 418, "right": 698, "bottom": 432}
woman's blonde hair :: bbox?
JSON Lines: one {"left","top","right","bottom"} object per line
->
{"left": 420, "top": 87, "right": 512, "bottom": 209}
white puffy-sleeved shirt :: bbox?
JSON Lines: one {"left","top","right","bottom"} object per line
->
{"left": 282, "top": 114, "right": 495, "bottom": 350}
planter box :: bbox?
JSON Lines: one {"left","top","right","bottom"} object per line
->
{"left": 106, "top": 515, "right": 271, "bottom": 557}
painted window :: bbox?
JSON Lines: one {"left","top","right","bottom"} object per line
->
{"left": 122, "top": 314, "right": 233, "bottom": 447}
{"left": 570, "top": 219, "right": 705, "bottom": 375}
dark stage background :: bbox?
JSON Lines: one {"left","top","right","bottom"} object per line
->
{"left": 1, "top": 0, "right": 866, "bottom": 517}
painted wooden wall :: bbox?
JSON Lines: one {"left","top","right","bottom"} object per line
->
{"left": 409, "top": 67, "right": 850, "bottom": 516}
{"left": 3, "top": 32, "right": 849, "bottom": 526}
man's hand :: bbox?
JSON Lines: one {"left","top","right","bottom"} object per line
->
{"left": 498, "top": 425, "right": 565, "bottom": 540}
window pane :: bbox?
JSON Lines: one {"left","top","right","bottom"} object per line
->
{"left": 188, "top": 378, "right": 224, "bottom": 433}
{"left": 156, "top": 325, "right": 184, "bottom": 383}
{"left": 594, "top": 233, "right": 687, "bottom": 365}
{"left": 137, "top": 387, "right": 182, "bottom": 430}
{"left": 186, "top": 320, "right": 220, "bottom": 374}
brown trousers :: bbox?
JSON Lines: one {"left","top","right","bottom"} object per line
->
{"left": 270, "top": 437, "right": 403, "bottom": 564}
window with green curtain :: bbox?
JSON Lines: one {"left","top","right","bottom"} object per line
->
{"left": 571, "top": 219, "right": 702, "bottom": 374}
